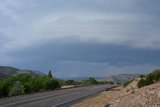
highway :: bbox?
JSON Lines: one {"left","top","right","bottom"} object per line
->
{"left": 0, "top": 84, "right": 115, "bottom": 107}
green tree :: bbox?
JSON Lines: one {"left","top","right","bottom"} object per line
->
{"left": 23, "top": 82, "right": 33, "bottom": 93}
{"left": 48, "top": 70, "right": 52, "bottom": 78}
{"left": 65, "top": 80, "right": 75, "bottom": 85}
{"left": 137, "top": 69, "right": 160, "bottom": 88}
{"left": 4, "top": 74, "right": 33, "bottom": 95}
{"left": 0, "top": 81, "right": 4, "bottom": 97}
{"left": 9, "top": 81, "right": 25, "bottom": 96}
{"left": 137, "top": 78, "right": 146, "bottom": 88}
{"left": 88, "top": 77, "right": 98, "bottom": 84}
{"left": 123, "top": 80, "right": 133, "bottom": 87}
{"left": 43, "top": 76, "right": 60, "bottom": 90}
{"left": 152, "top": 69, "right": 160, "bottom": 81}
{"left": 81, "top": 77, "right": 98, "bottom": 85}
{"left": 145, "top": 73, "right": 155, "bottom": 85}
{"left": 30, "top": 77, "right": 44, "bottom": 92}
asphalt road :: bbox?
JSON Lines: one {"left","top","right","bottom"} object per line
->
{"left": 0, "top": 84, "right": 115, "bottom": 107}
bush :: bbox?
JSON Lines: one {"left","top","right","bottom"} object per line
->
{"left": 140, "top": 75, "right": 145, "bottom": 78}
{"left": 9, "top": 81, "right": 25, "bottom": 96}
{"left": 105, "top": 103, "right": 110, "bottom": 107}
{"left": 0, "top": 73, "right": 61, "bottom": 97}
{"left": 30, "top": 77, "right": 44, "bottom": 92}
{"left": 65, "top": 80, "right": 75, "bottom": 85}
{"left": 81, "top": 77, "right": 98, "bottom": 85}
{"left": 137, "top": 69, "right": 160, "bottom": 88}
{"left": 23, "top": 82, "right": 33, "bottom": 93}
{"left": 123, "top": 80, "right": 133, "bottom": 87}
{"left": 44, "top": 77, "right": 61, "bottom": 90}
{"left": 0, "top": 81, "right": 4, "bottom": 97}
{"left": 88, "top": 77, "right": 98, "bottom": 84}
{"left": 137, "top": 78, "right": 146, "bottom": 88}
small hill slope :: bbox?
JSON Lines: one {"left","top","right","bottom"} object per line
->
{"left": 106, "top": 74, "right": 141, "bottom": 83}
{"left": 109, "top": 81, "right": 160, "bottom": 107}
{"left": 0, "top": 66, "right": 44, "bottom": 80}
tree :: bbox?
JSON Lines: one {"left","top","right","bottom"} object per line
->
{"left": 9, "top": 81, "right": 25, "bottom": 96}
{"left": 88, "top": 77, "right": 98, "bottom": 84}
{"left": 30, "top": 77, "right": 44, "bottom": 92}
{"left": 81, "top": 77, "right": 98, "bottom": 85}
{"left": 145, "top": 73, "right": 155, "bottom": 85}
{"left": 43, "top": 76, "right": 61, "bottom": 90}
{"left": 123, "top": 80, "right": 133, "bottom": 87}
{"left": 137, "top": 69, "right": 160, "bottom": 88}
{"left": 48, "top": 70, "right": 52, "bottom": 78}
{"left": 138, "top": 78, "right": 146, "bottom": 88}
{"left": 65, "top": 80, "right": 75, "bottom": 85}
{"left": 0, "top": 81, "right": 4, "bottom": 97}
{"left": 23, "top": 82, "right": 33, "bottom": 93}
{"left": 0, "top": 73, "right": 61, "bottom": 98}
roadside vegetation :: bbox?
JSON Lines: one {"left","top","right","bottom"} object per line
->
{"left": 0, "top": 72, "right": 60, "bottom": 98}
{"left": 0, "top": 72, "right": 114, "bottom": 98}
{"left": 138, "top": 69, "right": 160, "bottom": 88}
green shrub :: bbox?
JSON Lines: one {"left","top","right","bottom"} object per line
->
{"left": 140, "top": 75, "right": 145, "bottom": 78}
{"left": 0, "top": 81, "right": 4, "bottom": 97}
{"left": 23, "top": 82, "right": 33, "bottom": 93}
{"left": 0, "top": 73, "right": 61, "bottom": 97}
{"left": 44, "top": 78, "right": 60, "bottom": 90}
{"left": 137, "top": 69, "right": 160, "bottom": 88}
{"left": 81, "top": 77, "right": 98, "bottom": 85}
{"left": 30, "top": 77, "right": 44, "bottom": 92}
{"left": 9, "top": 81, "right": 25, "bottom": 96}
{"left": 105, "top": 103, "right": 110, "bottom": 107}
{"left": 65, "top": 80, "right": 75, "bottom": 85}
{"left": 124, "top": 80, "right": 133, "bottom": 87}
{"left": 137, "top": 78, "right": 146, "bottom": 88}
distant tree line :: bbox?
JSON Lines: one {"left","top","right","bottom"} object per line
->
{"left": 0, "top": 72, "right": 60, "bottom": 98}
{"left": 59, "top": 77, "right": 114, "bottom": 86}
{"left": 138, "top": 69, "right": 160, "bottom": 88}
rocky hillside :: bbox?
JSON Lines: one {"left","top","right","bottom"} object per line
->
{"left": 0, "top": 66, "right": 45, "bottom": 80}
{"left": 109, "top": 80, "right": 160, "bottom": 107}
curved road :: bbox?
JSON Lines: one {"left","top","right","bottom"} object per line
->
{"left": 0, "top": 85, "right": 115, "bottom": 107}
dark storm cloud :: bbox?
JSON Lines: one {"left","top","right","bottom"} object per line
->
{"left": 0, "top": 0, "right": 160, "bottom": 76}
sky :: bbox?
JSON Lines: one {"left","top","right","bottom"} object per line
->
{"left": 0, "top": 0, "right": 160, "bottom": 77}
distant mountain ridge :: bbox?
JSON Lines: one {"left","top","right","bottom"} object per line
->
{"left": 105, "top": 74, "right": 141, "bottom": 83}
{"left": 60, "top": 77, "right": 107, "bottom": 81}
{"left": 0, "top": 66, "right": 45, "bottom": 80}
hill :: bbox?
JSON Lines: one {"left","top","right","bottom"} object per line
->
{"left": 0, "top": 66, "right": 45, "bottom": 80}
{"left": 60, "top": 77, "right": 107, "bottom": 81}
{"left": 105, "top": 74, "right": 141, "bottom": 83}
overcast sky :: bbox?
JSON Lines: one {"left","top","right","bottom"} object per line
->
{"left": 0, "top": 0, "right": 160, "bottom": 77}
